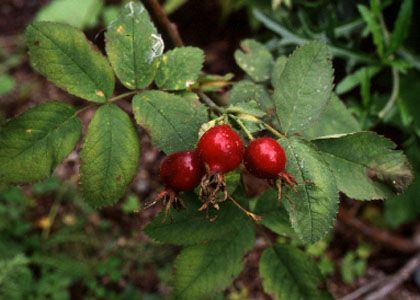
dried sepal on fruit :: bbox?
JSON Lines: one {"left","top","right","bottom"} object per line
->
{"left": 146, "top": 150, "right": 204, "bottom": 221}
{"left": 196, "top": 124, "right": 261, "bottom": 222}
{"left": 196, "top": 124, "right": 244, "bottom": 209}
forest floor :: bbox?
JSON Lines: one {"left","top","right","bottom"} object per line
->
{"left": 1, "top": 0, "right": 419, "bottom": 299}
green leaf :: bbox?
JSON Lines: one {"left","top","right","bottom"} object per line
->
{"left": 0, "top": 102, "right": 81, "bottom": 185}
{"left": 384, "top": 175, "right": 420, "bottom": 228}
{"left": 105, "top": 1, "right": 163, "bottom": 90}
{"left": 227, "top": 101, "right": 266, "bottom": 118}
{"left": 0, "top": 254, "right": 33, "bottom": 300}
{"left": 145, "top": 198, "right": 250, "bottom": 245}
{"left": 357, "top": 4, "right": 384, "bottom": 58}
{"left": 279, "top": 137, "right": 338, "bottom": 243}
{"left": 164, "top": 0, "right": 188, "bottom": 14}
{"left": 102, "top": 5, "right": 120, "bottom": 26}
{"left": 313, "top": 132, "right": 413, "bottom": 200}
{"left": 260, "top": 244, "right": 332, "bottom": 300}
{"left": 399, "top": 72, "right": 420, "bottom": 131}
{"left": 336, "top": 66, "right": 381, "bottom": 95}
{"left": 196, "top": 73, "right": 234, "bottom": 92}
{"left": 122, "top": 194, "right": 141, "bottom": 214}
{"left": 80, "top": 104, "right": 140, "bottom": 208}
{"left": 234, "top": 39, "right": 274, "bottom": 82}
{"left": 273, "top": 41, "right": 334, "bottom": 134}
{"left": 304, "top": 95, "right": 360, "bottom": 139}
{"left": 132, "top": 91, "right": 207, "bottom": 153}
{"left": 388, "top": 0, "right": 412, "bottom": 55}
{"left": 174, "top": 219, "right": 255, "bottom": 300}
{"left": 155, "top": 47, "right": 204, "bottom": 90}
{"left": 271, "top": 56, "right": 287, "bottom": 89}
{"left": 26, "top": 22, "right": 115, "bottom": 103}
{"left": 224, "top": 171, "right": 241, "bottom": 195}
{"left": 0, "top": 74, "right": 15, "bottom": 96}
{"left": 35, "top": 0, "right": 103, "bottom": 29}
{"left": 253, "top": 189, "right": 295, "bottom": 237}
{"left": 228, "top": 80, "right": 273, "bottom": 116}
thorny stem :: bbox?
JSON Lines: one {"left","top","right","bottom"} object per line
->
{"left": 108, "top": 90, "right": 139, "bottom": 103}
{"left": 228, "top": 114, "right": 254, "bottom": 140}
{"left": 143, "top": 0, "right": 184, "bottom": 47}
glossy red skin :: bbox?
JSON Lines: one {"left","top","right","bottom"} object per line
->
{"left": 197, "top": 125, "right": 244, "bottom": 173}
{"left": 244, "top": 137, "right": 286, "bottom": 179}
{"left": 160, "top": 150, "right": 204, "bottom": 191}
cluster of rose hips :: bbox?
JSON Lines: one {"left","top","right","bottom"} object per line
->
{"left": 151, "top": 124, "right": 295, "bottom": 221}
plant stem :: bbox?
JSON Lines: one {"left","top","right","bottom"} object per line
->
{"left": 228, "top": 114, "right": 254, "bottom": 141}
{"left": 227, "top": 195, "right": 261, "bottom": 222}
{"left": 253, "top": 8, "right": 375, "bottom": 64}
{"left": 75, "top": 104, "right": 96, "bottom": 116}
{"left": 375, "top": 0, "right": 400, "bottom": 120}
{"left": 376, "top": 0, "right": 390, "bottom": 45}
{"left": 262, "top": 122, "right": 285, "bottom": 139}
{"left": 378, "top": 67, "right": 400, "bottom": 119}
{"left": 198, "top": 91, "right": 224, "bottom": 114}
{"left": 108, "top": 90, "right": 139, "bottom": 103}
{"left": 398, "top": 48, "right": 420, "bottom": 71}
{"left": 144, "top": 0, "right": 184, "bottom": 47}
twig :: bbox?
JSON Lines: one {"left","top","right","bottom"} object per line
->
{"left": 144, "top": 0, "right": 184, "bottom": 47}
{"left": 338, "top": 208, "right": 420, "bottom": 253}
{"left": 365, "top": 252, "right": 420, "bottom": 300}
{"left": 340, "top": 275, "right": 386, "bottom": 300}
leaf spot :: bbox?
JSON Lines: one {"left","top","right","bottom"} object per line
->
{"left": 148, "top": 34, "right": 164, "bottom": 63}
{"left": 26, "top": 128, "right": 33, "bottom": 133}
{"left": 95, "top": 90, "right": 105, "bottom": 97}
{"left": 117, "top": 25, "right": 124, "bottom": 33}
{"left": 185, "top": 80, "right": 195, "bottom": 88}
{"left": 125, "top": 81, "right": 134, "bottom": 88}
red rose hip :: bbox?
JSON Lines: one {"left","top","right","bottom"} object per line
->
{"left": 160, "top": 150, "right": 204, "bottom": 191}
{"left": 244, "top": 137, "right": 286, "bottom": 179}
{"left": 197, "top": 124, "right": 244, "bottom": 173}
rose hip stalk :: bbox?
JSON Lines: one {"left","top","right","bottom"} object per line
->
{"left": 197, "top": 124, "right": 260, "bottom": 221}
{"left": 147, "top": 150, "right": 204, "bottom": 220}
{"left": 244, "top": 137, "right": 297, "bottom": 202}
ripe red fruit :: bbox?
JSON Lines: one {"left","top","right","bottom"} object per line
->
{"left": 197, "top": 124, "right": 244, "bottom": 173}
{"left": 160, "top": 150, "right": 204, "bottom": 192}
{"left": 244, "top": 137, "right": 286, "bottom": 179}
